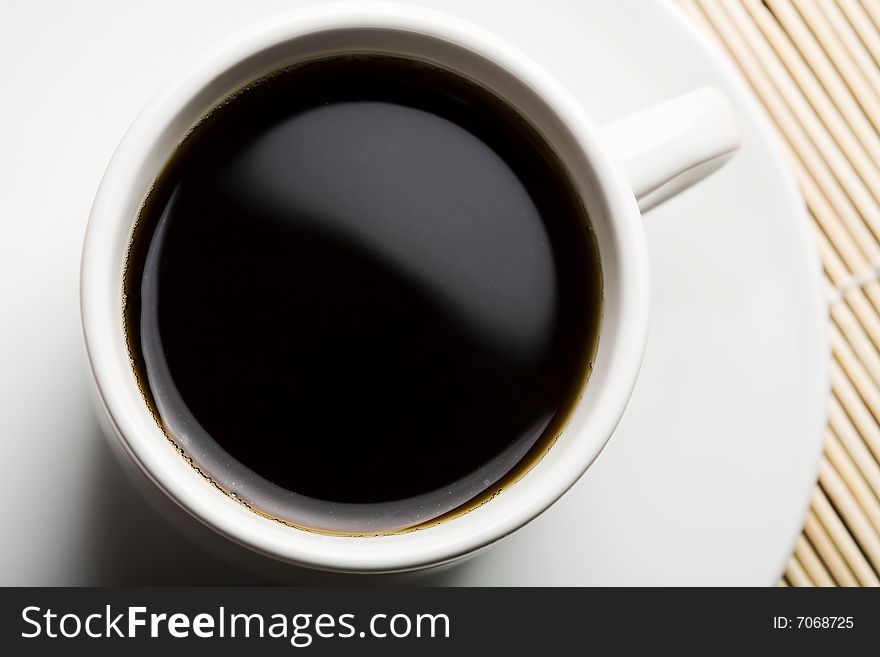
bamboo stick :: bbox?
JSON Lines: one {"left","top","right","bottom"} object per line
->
{"left": 837, "top": 0, "right": 880, "bottom": 68}
{"left": 785, "top": 556, "right": 815, "bottom": 586}
{"left": 803, "top": 508, "right": 860, "bottom": 585}
{"left": 827, "top": 397, "right": 880, "bottom": 501}
{"left": 830, "top": 360, "right": 880, "bottom": 461}
{"left": 818, "top": 459, "right": 880, "bottom": 574}
{"left": 744, "top": 0, "right": 880, "bottom": 171}
{"left": 722, "top": 0, "right": 880, "bottom": 239}
{"left": 830, "top": 323, "right": 880, "bottom": 424}
{"left": 811, "top": 487, "right": 879, "bottom": 585}
{"left": 699, "top": 0, "right": 880, "bottom": 263}
{"left": 767, "top": 0, "right": 880, "bottom": 131}
{"left": 796, "top": 0, "right": 880, "bottom": 107}
{"left": 795, "top": 533, "right": 837, "bottom": 585}
{"left": 857, "top": 0, "right": 880, "bottom": 33}
{"left": 815, "top": 0, "right": 880, "bottom": 98}
{"left": 824, "top": 430, "right": 880, "bottom": 535}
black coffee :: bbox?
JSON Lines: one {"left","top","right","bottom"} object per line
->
{"left": 125, "top": 55, "right": 602, "bottom": 533}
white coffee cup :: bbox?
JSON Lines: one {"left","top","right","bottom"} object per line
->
{"left": 81, "top": 2, "right": 739, "bottom": 574}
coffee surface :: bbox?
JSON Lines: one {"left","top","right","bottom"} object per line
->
{"left": 125, "top": 56, "right": 601, "bottom": 532}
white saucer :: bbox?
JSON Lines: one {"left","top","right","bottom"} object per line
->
{"left": 0, "top": 0, "right": 827, "bottom": 585}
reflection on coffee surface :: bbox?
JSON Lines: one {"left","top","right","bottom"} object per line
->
{"left": 124, "top": 56, "right": 602, "bottom": 533}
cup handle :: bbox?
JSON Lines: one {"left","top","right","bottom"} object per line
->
{"left": 600, "top": 87, "right": 740, "bottom": 213}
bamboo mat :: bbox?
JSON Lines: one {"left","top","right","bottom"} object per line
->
{"left": 676, "top": 0, "right": 880, "bottom": 586}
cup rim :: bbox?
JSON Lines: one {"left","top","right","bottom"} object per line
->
{"left": 80, "top": 1, "right": 650, "bottom": 573}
